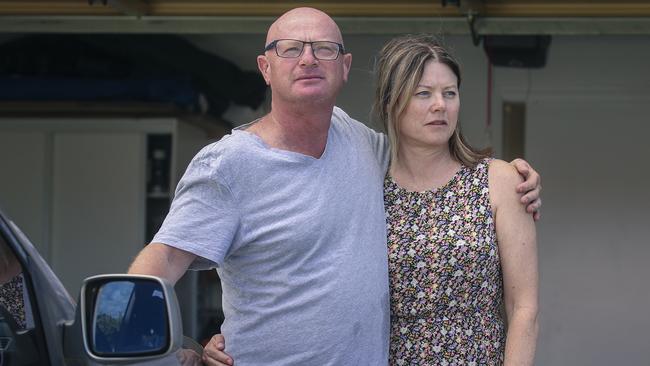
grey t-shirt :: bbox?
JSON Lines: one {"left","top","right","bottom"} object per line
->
{"left": 153, "top": 107, "right": 390, "bottom": 365}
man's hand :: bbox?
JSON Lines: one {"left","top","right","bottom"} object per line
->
{"left": 202, "top": 334, "right": 234, "bottom": 366}
{"left": 510, "top": 158, "right": 542, "bottom": 221}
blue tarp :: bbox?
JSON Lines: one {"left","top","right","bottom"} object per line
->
{"left": 0, "top": 76, "right": 200, "bottom": 110}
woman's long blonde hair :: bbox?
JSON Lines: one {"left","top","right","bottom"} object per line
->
{"left": 373, "top": 34, "right": 489, "bottom": 168}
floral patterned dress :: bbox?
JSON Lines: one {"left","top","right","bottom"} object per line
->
{"left": 385, "top": 159, "right": 505, "bottom": 365}
{"left": 0, "top": 274, "right": 27, "bottom": 330}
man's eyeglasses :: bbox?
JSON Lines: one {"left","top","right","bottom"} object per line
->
{"left": 264, "top": 39, "right": 346, "bottom": 61}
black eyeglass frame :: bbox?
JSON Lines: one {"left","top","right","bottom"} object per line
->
{"left": 264, "top": 39, "right": 347, "bottom": 60}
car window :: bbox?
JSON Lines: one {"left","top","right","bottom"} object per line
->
{"left": 0, "top": 232, "right": 45, "bottom": 365}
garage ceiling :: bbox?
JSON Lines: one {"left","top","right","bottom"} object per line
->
{"left": 1, "top": 0, "right": 650, "bottom": 34}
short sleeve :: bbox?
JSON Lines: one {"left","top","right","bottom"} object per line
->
{"left": 332, "top": 106, "right": 390, "bottom": 173}
{"left": 152, "top": 155, "right": 239, "bottom": 269}
{"left": 366, "top": 128, "right": 390, "bottom": 174}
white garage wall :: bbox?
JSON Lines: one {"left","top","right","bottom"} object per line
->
{"left": 188, "top": 33, "right": 650, "bottom": 365}
{"left": 526, "top": 96, "right": 650, "bottom": 365}
{"left": 493, "top": 36, "right": 650, "bottom": 365}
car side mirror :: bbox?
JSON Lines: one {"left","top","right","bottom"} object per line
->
{"left": 64, "top": 274, "right": 184, "bottom": 364}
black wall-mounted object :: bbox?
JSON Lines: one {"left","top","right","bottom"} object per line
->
{"left": 145, "top": 134, "right": 172, "bottom": 243}
{"left": 483, "top": 35, "right": 552, "bottom": 68}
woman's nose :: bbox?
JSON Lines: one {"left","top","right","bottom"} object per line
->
{"left": 429, "top": 94, "right": 445, "bottom": 111}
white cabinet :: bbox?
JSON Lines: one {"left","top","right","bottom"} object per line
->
{"left": 0, "top": 117, "right": 211, "bottom": 338}
{"left": 0, "top": 131, "right": 49, "bottom": 254}
{"left": 51, "top": 132, "right": 146, "bottom": 294}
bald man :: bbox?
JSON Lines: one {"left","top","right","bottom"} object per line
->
{"left": 129, "top": 7, "right": 541, "bottom": 366}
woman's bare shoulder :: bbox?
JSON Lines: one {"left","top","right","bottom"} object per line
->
{"left": 488, "top": 158, "right": 524, "bottom": 186}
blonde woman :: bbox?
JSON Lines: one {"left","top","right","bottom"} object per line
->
{"left": 375, "top": 35, "right": 538, "bottom": 365}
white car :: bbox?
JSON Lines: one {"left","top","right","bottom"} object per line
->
{"left": 0, "top": 208, "right": 201, "bottom": 365}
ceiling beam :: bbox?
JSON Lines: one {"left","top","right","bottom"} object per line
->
{"left": 1, "top": 15, "right": 650, "bottom": 35}
{"left": 141, "top": 2, "right": 458, "bottom": 17}
{"left": 107, "top": 0, "right": 149, "bottom": 17}
{"left": 0, "top": 1, "right": 117, "bottom": 15}
{"left": 1, "top": 1, "right": 650, "bottom": 17}
{"left": 483, "top": 2, "right": 650, "bottom": 17}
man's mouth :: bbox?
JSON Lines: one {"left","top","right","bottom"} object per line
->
{"left": 295, "top": 75, "right": 324, "bottom": 81}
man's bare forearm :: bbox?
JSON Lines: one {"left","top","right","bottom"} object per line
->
{"left": 128, "top": 243, "right": 196, "bottom": 285}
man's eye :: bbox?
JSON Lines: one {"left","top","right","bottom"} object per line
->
{"left": 315, "top": 46, "right": 335, "bottom": 52}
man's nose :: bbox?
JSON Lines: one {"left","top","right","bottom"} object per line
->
{"left": 299, "top": 44, "right": 318, "bottom": 66}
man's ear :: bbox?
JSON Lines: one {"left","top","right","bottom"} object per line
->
{"left": 342, "top": 53, "right": 352, "bottom": 83}
{"left": 257, "top": 55, "right": 271, "bottom": 85}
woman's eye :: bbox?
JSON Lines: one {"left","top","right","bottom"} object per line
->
{"left": 415, "top": 90, "right": 430, "bottom": 97}
{"left": 443, "top": 90, "right": 457, "bottom": 98}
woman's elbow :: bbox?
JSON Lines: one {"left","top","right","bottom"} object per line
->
{"left": 513, "top": 304, "right": 539, "bottom": 335}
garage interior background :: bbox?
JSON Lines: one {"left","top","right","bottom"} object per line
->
{"left": 0, "top": 1, "right": 648, "bottom": 365}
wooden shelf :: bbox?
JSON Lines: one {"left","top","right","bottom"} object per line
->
{"left": 0, "top": 101, "right": 231, "bottom": 138}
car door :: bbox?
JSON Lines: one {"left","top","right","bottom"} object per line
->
{"left": 0, "top": 209, "right": 202, "bottom": 365}
{"left": 0, "top": 210, "right": 57, "bottom": 365}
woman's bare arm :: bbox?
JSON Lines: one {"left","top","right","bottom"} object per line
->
{"left": 490, "top": 159, "right": 539, "bottom": 366}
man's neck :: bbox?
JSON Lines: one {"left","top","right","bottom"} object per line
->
{"left": 248, "top": 102, "right": 333, "bottom": 158}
